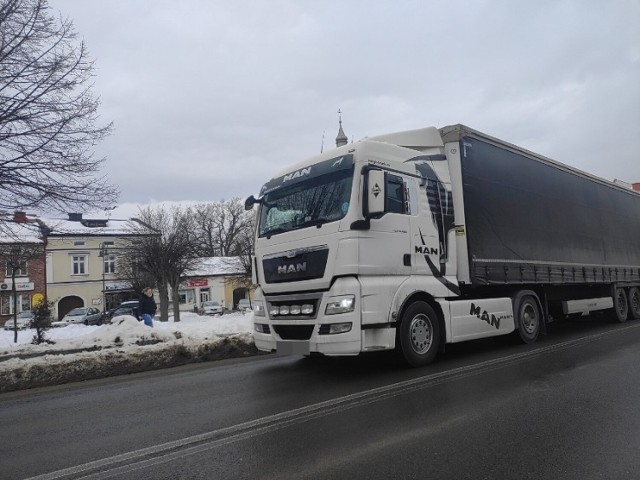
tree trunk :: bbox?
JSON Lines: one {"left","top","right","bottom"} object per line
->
{"left": 171, "top": 281, "right": 181, "bottom": 322}
{"left": 158, "top": 282, "right": 170, "bottom": 322}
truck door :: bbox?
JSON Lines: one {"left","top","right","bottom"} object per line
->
{"left": 358, "top": 172, "right": 413, "bottom": 276}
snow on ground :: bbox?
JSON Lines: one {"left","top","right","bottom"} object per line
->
{"left": 1, "top": 311, "right": 254, "bottom": 352}
{"left": 0, "top": 312, "right": 257, "bottom": 392}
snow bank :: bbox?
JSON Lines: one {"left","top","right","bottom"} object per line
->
{"left": 0, "top": 312, "right": 261, "bottom": 393}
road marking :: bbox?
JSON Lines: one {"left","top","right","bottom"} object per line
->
{"left": 26, "top": 323, "right": 640, "bottom": 480}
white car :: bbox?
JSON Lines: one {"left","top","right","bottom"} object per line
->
{"left": 237, "top": 299, "right": 252, "bottom": 312}
{"left": 200, "top": 301, "right": 223, "bottom": 316}
{"left": 3, "top": 311, "right": 34, "bottom": 330}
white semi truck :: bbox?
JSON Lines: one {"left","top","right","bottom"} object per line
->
{"left": 244, "top": 124, "right": 640, "bottom": 366}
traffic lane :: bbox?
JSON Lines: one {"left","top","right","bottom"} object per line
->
{"left": 0, "top": 317, "right": 635, "bottom": 479}
{"left": 132, "top": 322, "right": 640, "bottom": 480}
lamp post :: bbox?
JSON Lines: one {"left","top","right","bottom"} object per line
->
{"left": 98, "top": 242, "right": 109, "bottom": 315}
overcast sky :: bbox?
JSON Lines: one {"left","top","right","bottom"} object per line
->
{"left": 49, "top": 0, "right": 639, "bottom": 218}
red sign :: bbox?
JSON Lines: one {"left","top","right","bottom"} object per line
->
{"left": 186, "top": 279, "right": 208, "bottom": 287}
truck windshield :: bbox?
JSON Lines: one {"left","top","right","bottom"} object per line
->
{"left": 259, "top": 169, "right": 353, "bottom": 237}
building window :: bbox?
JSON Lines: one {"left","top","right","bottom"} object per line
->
{"left": 72, "top": 255, "right": 87, "bottom": 275}
{"left": 74, "top": 241, "right": 85, "bottom": 247}
{"left": 178, "top": 289, "right": 195, "bottom": 305}
{"left": 104, "top": 255, "right": 116, "bottom": 274}
{"left": 5, "top": 261, "right": 28, "bottom": 277}
{"left": 0, "top": 294, "right": 31, "bottom": 315}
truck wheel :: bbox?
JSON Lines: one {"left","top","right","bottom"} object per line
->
{"left": 613, "top": 287, "right": 629, "bottom": 322}
{"left": 513, "top": 293, "right": 541, "bottom": 344}
{"left": 626, "top": 287, "right": 640, "bottom": 320}
{"left": 397, "top": 301, "right": 440, "bottom": 367}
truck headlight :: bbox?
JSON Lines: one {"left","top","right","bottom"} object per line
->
{"left": 325, "top": 295, "right": 355, "bottom": 315}
{"left": 252, "top": 300, "right": 265, "bottom": 317}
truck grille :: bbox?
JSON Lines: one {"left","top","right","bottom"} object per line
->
{"left": 262, "top": 246, "right": 329, "bottom": 284}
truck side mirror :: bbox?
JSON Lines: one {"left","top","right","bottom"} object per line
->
{"left": 244, "top": 195, "right": 259, "bottom": 211}
{"left": 366, "top": 169, "right": 385, "bottom": 217}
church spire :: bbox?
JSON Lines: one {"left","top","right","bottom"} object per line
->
{"left": 335, "top": 108, "right": 348, "bottom": 147}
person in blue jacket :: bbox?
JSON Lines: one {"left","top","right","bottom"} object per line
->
{"left": 139, "top": 287, "right": 157, "bottom": 327}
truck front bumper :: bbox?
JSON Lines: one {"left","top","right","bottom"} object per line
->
{"left": 252, "top": 277, "right": 363, "bottom": 356}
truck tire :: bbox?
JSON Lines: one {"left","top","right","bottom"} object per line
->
{"left": 397, "top": 301, "right": 440, "bottom": 367}
{"left": 626, "top": 287, "right": 640, "bottom": 320}
{"left": 512, "top": 292, "right": 541, "bottom": 344}
{"left": 613, "top": 287, "right": 629, "bottom": 322}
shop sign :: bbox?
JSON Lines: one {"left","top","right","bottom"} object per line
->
{"left": 0, "top": 281, "right": 35, "bottom": 292}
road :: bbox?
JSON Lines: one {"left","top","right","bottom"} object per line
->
{"left": 1, "top": 316, "right": 639, "bottom": 480}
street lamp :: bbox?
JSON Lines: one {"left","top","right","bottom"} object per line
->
{"left": 98, "top": 242, "right": 109, "bottom": 315}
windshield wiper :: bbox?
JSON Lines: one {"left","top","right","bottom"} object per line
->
{"left": 298, "top": 217, "right": 330, "bottom": 229}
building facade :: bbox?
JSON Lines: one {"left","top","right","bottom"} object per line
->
{"left": 0, "top": 212, "right": 47, "bottom": 326}
{"left": 43, "top": 213, "right": 144, "bottom": 320}
{"left": 174, "top": 257, "right": 253, "bottom": 312}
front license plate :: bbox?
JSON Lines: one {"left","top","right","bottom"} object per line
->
{"left": 277, "top": 341, "right": 310, "bottom": 356}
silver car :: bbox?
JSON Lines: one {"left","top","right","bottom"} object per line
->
{"left": 237, "top": 299, "right": 252, "bottom": 311}
{"left": 200, "top": 301, "right": 223, "bottom": 316}
{"left": 3, "top": 311, "right": 34, "bottom": 330}
{"left": 60, "top": 307, "right": 103, "bottom": 325}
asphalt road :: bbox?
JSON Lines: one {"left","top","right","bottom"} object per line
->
{"left": 1, "top": 316, "right": 639, "bottom": 480}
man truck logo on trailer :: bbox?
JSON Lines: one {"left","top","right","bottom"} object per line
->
{"left": 470, "top": 303, "right": 510, "bottom": 329}
{"left": 415, "top": 246, "right": 438, "bottom": 255}
{"left": 283, "top": 167, "right": 311, "bottom": 183}
{"left": 278, "top": 262, "right": 307, "bottom": 275}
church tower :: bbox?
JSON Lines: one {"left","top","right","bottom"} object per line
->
{"left": 335, "top": 109, "right": 348, "bottom": 147}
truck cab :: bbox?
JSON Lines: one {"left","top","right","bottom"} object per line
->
{"left": 247, "top": 127, "right": 474, "bottom": 363}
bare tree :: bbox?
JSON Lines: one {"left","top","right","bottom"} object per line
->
{"left": 0, "top": 0, "right": 117, "bottom": 217}
{"left": 224, "top": 211, "right": 255, "bottom": 292}
{"left": 115, "top": 255, "right": 156, "bottom": 304}
{"left": 122, "top": 206, "right": 199, "bottom": 323}
{"left": 191, "top": 199, "right": 253, "bottom": 257}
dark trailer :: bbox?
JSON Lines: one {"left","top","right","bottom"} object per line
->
{"left": 442, "top": 124, "right": 640, "bottom": 318}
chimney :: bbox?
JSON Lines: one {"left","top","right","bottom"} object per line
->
{"left": 633, "top": 183, "right": 640, "bottom": 192}
{"left": 14, "top": 211, "right": 28, "bottom": 223}
{"left": 68, "top": 213, "right": 83, "bottom": 221}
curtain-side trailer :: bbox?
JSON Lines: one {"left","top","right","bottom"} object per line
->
{"left": 245, "top": 124, "right": 640, "bottom": 366}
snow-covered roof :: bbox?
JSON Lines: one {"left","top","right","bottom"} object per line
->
{"left": 41, "top": 217, "right": 137, "bottom": 236}
{"left": 187, "top": 257, "right": 246, "bottom": 277}
{"left": 0, "top": 222, "right": 44, "bottom": 244}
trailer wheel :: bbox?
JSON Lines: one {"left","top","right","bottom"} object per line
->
{"left": 627, "top": 287, "right": 640, "bottom": 320}
{"left": 613, "top": 287, "right": 629, "bottom": 322}
{"left": 397, "top": 301, "right": 440, "bottom": 367}
{"left": 513, "top": 293, "right": 541, "bottom": 344}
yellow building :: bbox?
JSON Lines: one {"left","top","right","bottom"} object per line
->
{"left": 43, "top": 213, "right": 146, "bottom": 320}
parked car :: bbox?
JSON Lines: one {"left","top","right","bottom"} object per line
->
{"left": 120, "top": 300, "right": 139, "bottom": 309}
{"left": 3, "top": 311, "right": 34, "bottom": 330}
{"left": 237, "top": 299, "right": 252, "bottom": 312}
{"left": 109, "top": 305, "right": 139, "bottom": 320}
{"left": 200, "top": 301, "right": 223, "bottom": 316}
{"left": 107, "top": 300, "right": 139, "bottom": 321}
{"left": 60, "top": 307, "right": 103, "bottom": 326}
